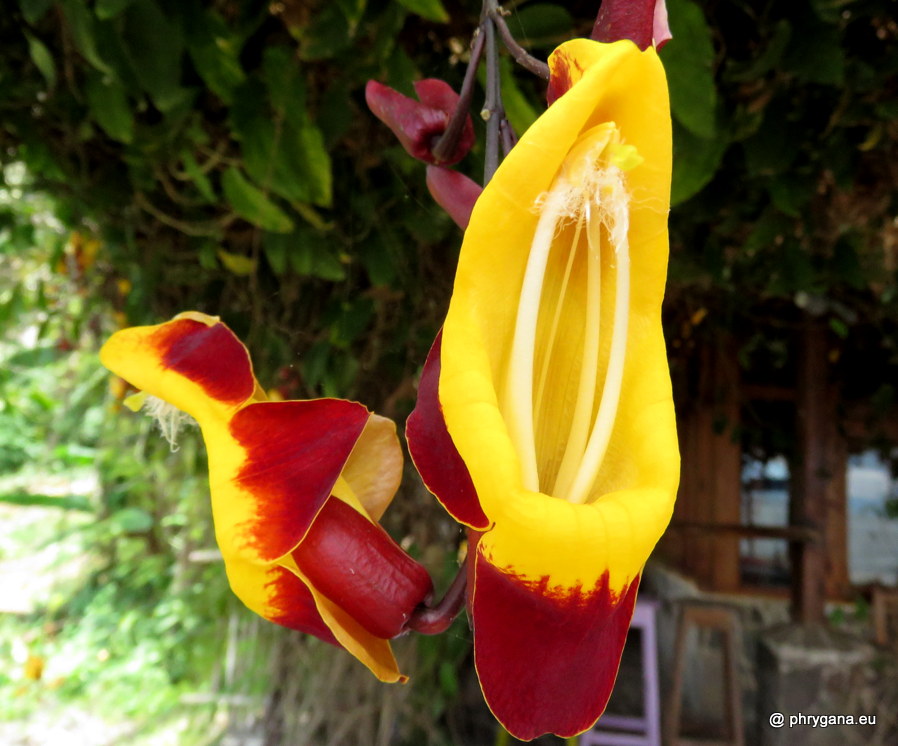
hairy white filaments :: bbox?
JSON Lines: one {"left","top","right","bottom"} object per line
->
{"left": 125, "top": 391, "right": 197, "bottom": 451}
{"left": 503, "top": 123, "right": 640, "bottom": 505}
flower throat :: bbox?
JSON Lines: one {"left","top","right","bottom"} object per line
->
{"left": 502, "top": 121, "right": 640, "bottom": 505}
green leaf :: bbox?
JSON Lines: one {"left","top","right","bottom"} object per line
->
{"left": 336, "top": 0, "right": 367, "bottom": 31}
{"left": 670, "top": 122, "right": 726, "bottom": 205}
{"left": 396, "top": 0, "right": 448, "bottom": 23}
{"left": 180, "top": 151, "right": 215, "bottom": 203}
{"left": 221, "top": 167, "right": 294, "bottom": 233}
{"left": 85, "top": 72, "right": 134, "bottom": 143}
{"left": 112, "top": 507, "right": 154, "bottom": 533}
{"left": 298, "top": 4, "right": 353, "bottom": 61}
{"left": 24, "top": 32, "right": 56, "bottom": 90}
{"left": 661, "top": 0, "right": 717, "bottom": 138}
{"left": 327, "top": 297, "right": 374, "bottom": 347}
{"left": 231, "top": 82, "right": 332, "bottom": 207}
{"left": 262, "top": 46, "right": 306, "bottom": 122}
{"left": 809, "top": 0, "right": 852, "bottom": 24}
{"left": 122, "top": 0, "right": 190, "bottom": 112}
{"left": 0, "top": 493, "right": 93, "bottom": 511}
{"left": 318, "top": 82, "right": 353, "bottom": 149}
{"left": 19, "top": 0, "right": 55, "bottom": 25}
{"left": 768, "top": 174, "right": 812, "bottom": 218}
{"left": 186, "top": 10, "right": 246, "bottom": 104}
{"left": 288, "top": 229, "right": 346, "bottom": 280}
{"left": 782, "top": 16, "right": 844, "bottom": 86}
{"left": 266, "top": 228, "right": 346, "bottom": 280}
{"left": 59, "top": 0, "right": 112, "bottom": 75}
{"left": 263, "top": 232, "right": 289, "bottom": 275}
{"left": 217, "top": 249, "right": 256, "bottom": 276}
{"left": 95, "top": 0, "right": 136, "bottom": 20}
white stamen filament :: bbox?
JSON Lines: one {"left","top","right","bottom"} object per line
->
{"left": 552, "top": 200, "right": 603, "bottom": 499}
{"left": 533, "top": 213, "right": 583, "bottom": 424}
{"left": 503, "top": 189, "right": 569, "bottom": 492}
{"left": 565, "top": 188, "right": 631, "bottom": 505}
{"left": 506, "top": 125, "right": 635, "bottom": 504}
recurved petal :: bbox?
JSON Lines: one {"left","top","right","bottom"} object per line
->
{"left": 224, "top": 556, "right": 338, "bottom": 645}
{"left": 208, "top": 399, "right": 370, "bottom": 565}
{"left": 99, "top": 312, "right": 257, "bottom": 422}
{"left": 471, "top": 547, "right": 640, "bottom": 740}
{"left": 339, "top": 413, "right": 403, "bottom": 522}
{"left": 407, "top": 331, "right": 489, "bottom": 530}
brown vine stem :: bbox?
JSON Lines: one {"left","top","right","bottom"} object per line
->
{"left": 490, "top": 7, "right": 550, "bottom": 80}
{"left": 405, "top": 563, "right": 468, "bottom": 635}
{"left": 482, "top": 4, "right": 502, "bottom": 184}
{"left": 430, "top": 30, "right": 486, "bottom": 165}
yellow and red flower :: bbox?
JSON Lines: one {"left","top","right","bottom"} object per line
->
{"left": 100, "top": 312, "right": 432, "bottom": 683}
{"left": 408, "top": 39, "right": 679, "bottom": 739}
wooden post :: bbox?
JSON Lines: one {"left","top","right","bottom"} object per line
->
{"left": 790, "top": 319, "right": 831, "bottom": 623}
{"left": 666, "top": 338, "right": 742, "bottom": 592}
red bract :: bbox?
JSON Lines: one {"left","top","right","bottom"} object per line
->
{"left": 365, "top": 79, "right": 475, "bottom": 165}
{"left": 425, "top": 166, "right": 483, "bottom": 230}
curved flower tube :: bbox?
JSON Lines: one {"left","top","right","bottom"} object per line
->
{"left": 100, "top": 312, "right": 433, "bottom": 683}
{"left": 408, "top": 39, "right": 679, "bottom": 739}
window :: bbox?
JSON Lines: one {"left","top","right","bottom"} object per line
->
{"left": 847, "top": 450, "right": 898, "bottom": 586}
{"left": 740, "top": 456, "right": 790, "bottom": 588}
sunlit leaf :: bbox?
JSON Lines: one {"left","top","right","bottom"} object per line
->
{"left": 221, "top": 167, "right": 294, "bottom": 233}
{"left": 24, "top": 32, "right": 56, "bottom": 90}
{"left": 217, "top": 249, "right": 257, "bottom": 276}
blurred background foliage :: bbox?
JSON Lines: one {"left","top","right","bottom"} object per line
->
{"left": 0, "top": 0, "right": 897, "bottom": 743}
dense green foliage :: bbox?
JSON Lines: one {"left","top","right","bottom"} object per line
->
{"left": 1, "top": 0, "right": 897, "bottom": 742}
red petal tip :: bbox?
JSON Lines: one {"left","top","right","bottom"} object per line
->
{"left": 472, "top": 552, "right": 640, "bottom": 740}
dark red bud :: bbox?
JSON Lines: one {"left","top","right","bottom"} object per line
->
{"left": 365, "top": 79, "right": 475, "bottom": 166}
{"left": 425, "top": 166, "right": 483, "bottom": 230}
{"left": 293, "top": 496, "right": 434, "bottom": 639}
{"left": 590, "top": 0, "right": 671, "bottom": 51}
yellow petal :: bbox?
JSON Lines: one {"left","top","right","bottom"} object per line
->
{"left": 337, "top": 414, "right": 403, "bottom": 521}
{"left": 439, "top": 39, "right": 678, "bottom": 594}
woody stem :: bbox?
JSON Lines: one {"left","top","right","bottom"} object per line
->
{"left": 431, "top": 28, "right": 485, "bottom": 164}
{"left": 490, "top": 7, "right": 549, "bottom": 79}
{"left": 482, "top": 1, "right": 502, "bottom": 184}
